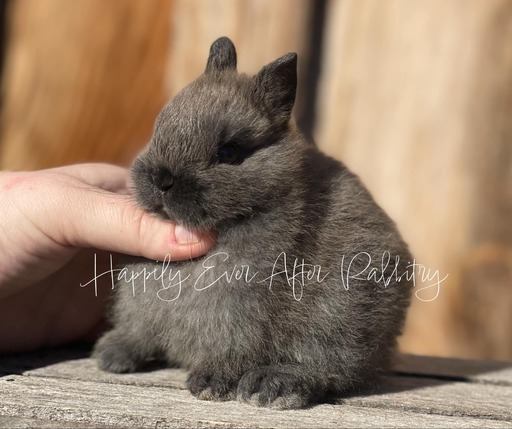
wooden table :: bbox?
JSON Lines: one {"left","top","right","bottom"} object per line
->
{"left": 1, "top": 346, "right": 511, "bottom": 428}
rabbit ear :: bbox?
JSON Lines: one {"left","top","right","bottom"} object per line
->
{"left": 205, "top": 37, "right": 237, "bottom": 74}
{"left": 253, "top": 53, "right": 297, "bottom": 120}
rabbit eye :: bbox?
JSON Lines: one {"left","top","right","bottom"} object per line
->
{"left": 217, "top": 143, "right": 239, "bottom": 164}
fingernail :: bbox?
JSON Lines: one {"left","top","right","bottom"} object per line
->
{"left": 175, "top": 225, "right": 201, "bottom": 244}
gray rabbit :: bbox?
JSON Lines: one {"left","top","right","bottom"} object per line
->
{"left": 93, "top": 37, "right": 413, "bottom": 409}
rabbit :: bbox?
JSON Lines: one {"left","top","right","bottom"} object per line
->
{"left": 93, "top": 36, "right": 413, "bottom": 409}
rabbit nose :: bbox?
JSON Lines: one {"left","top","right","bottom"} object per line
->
{"left": 152, "top": 167, "right": 174, "bottom": 192}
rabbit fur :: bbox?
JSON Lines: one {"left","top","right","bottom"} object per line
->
{"left": 93, "top": 37, "right": 413, "bottom": 409}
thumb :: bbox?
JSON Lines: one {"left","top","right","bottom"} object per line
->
{"left": 61, "top": 189, "right": 216, "bottom": 261}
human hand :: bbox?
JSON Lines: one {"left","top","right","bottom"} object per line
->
{"left": 0, "top": 163, "right": 216, "bottom": 354}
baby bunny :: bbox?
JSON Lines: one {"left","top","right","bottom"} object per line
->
{"left": 93, "top": 37, "right": 413, "bottom": 409}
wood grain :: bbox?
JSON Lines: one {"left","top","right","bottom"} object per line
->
{"left": 0, "top": 348, "right": 511, "bottom": 428}
{"left": 396, "top": 354, "right": 512, "bottom": 386}
{"left": 314, "top": 0, "right": 512, "bottom": 359}
{"left": 1, "top": 374, "right": 510, "bottom": 428}
{"left": 0, "top": 0, "right": 171, "bottom": 170}
{"left": 0, "top": 416, "right": 117, "bottom": 428}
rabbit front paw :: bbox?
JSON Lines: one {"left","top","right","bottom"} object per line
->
{"left": 237, "top": 365, "right": 313, "bottom": 409}
{"left": 187, "top": 370, "right": 238, "bottom": 401}
{"left": 93, "top": 331, "right": 141, "bottom": 374}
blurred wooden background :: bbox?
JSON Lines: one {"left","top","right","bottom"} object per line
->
{"left": 0, "top": 0, "right": 511, "bottom": 361}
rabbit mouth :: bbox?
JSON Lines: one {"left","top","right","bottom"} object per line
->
{"left": 160, "top": 201, "right": 216, "bottom": 232}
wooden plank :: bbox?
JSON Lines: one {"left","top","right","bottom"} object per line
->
{"left": 28, "top": 358, "right": 189, "bottom": 390}
{"left": 345, "top": 375, "right": 512, "bottom": 420}
{"left": 1, "top": 375, "right": 511, "bottom": 429}
{"left": 22, "top": 364, "right": 510, "bottom": 420}
{"left": 1, "top": 349, "right": 511, "bottom": 424}
{"left": 3, "top": 347, "right": 511, "bottom": 387}
{"left": 0, "top": 0, "right": 171, "bottom": 170}
{"left": 314, "top": 0, "right": 512, "bottom": 361}
{"left": 396, "top": 354, "right": 512, "bottom": 386}
{"left": 0, "top": 346, "right": 187, "bottom": 389}
{"left": 0, "top": 416, "right": 116, "bottom": 428}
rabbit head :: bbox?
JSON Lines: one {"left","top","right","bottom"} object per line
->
{"left": 132, "top": 37, "right": 304, "bottom": 231}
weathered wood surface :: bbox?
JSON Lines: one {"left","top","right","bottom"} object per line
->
{"left": 396, "top": 354, "right": 512, "bottom": 386}
{"left": 0, "top": 347, "right": 511, "bottom": 428}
